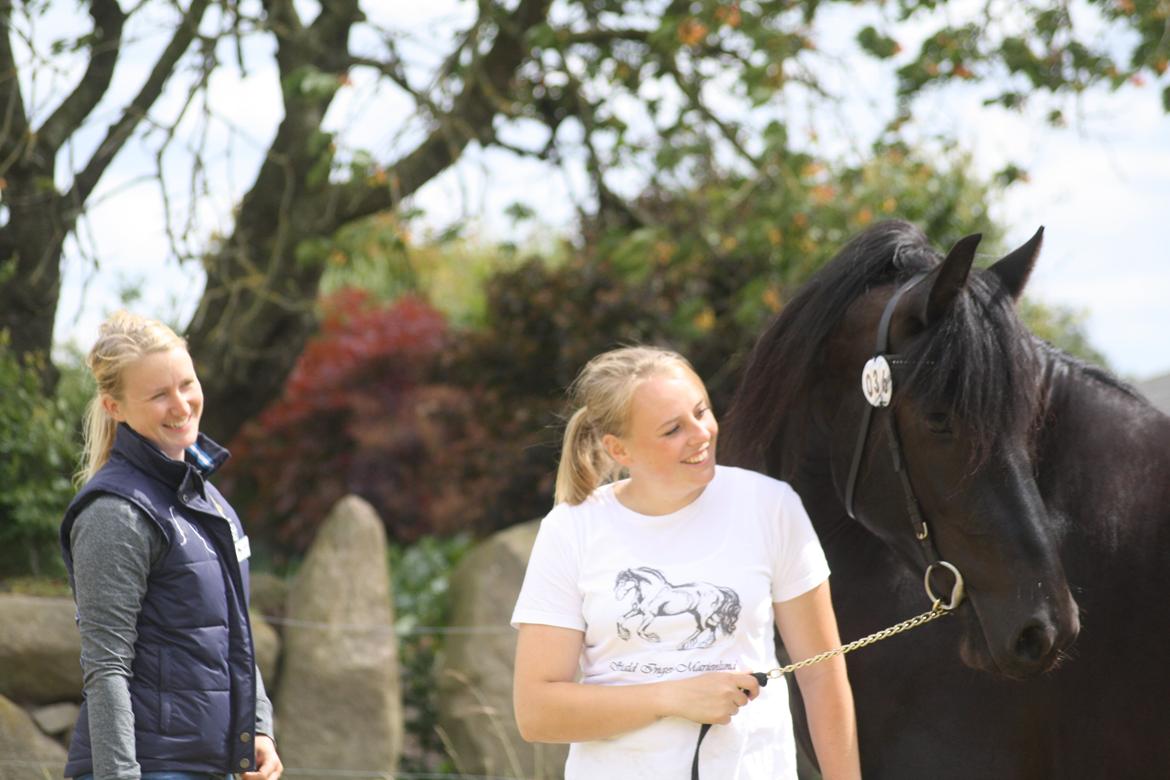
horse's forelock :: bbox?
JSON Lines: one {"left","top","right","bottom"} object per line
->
{"left": 902, "top": 271, "right": 1042, "bottom": 463}
{"left": 723, "top": 220, "right": 940, "bottom": 474}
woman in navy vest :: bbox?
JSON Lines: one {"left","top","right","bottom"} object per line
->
{"left": 60, "top": 311, "right": 282, "bottom": 780}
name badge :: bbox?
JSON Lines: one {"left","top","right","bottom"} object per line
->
{"left": 235, "top": 535, "right": 252, "bottom": 562}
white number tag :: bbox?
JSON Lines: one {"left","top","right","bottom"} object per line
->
{"left": 861, "top": 356, "right": 893, "bottom": 407}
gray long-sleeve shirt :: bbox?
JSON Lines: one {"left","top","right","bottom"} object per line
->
{"left": 70, "top": 495, "right": 274, "bottom": 780}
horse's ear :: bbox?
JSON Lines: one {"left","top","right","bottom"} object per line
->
{"left": 906, "top": 232, "right": 982, "bottom": 327}
{"left": 989, "top": 226, "right": 1044, "bottom": 301}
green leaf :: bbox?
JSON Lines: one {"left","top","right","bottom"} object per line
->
{"left": 857, "top": 26, "right": 900, "bottom": 59}
{"left": 504, "top": 201, "right": 535, "bottom": 223}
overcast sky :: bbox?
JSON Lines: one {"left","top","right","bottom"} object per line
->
{"left": 48, "top": 4, "right": 1170, "bottom": 382}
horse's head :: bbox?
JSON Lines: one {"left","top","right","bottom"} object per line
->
{"left": 727, "top": 221, "right": 1080, "bottom": 679}
{"left": 614, "top": 569, "right": 645, "bottom": 600}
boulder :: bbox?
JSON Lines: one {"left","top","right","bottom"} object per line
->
{"left": 0, "top": 694, "right": 67, "bottom": 780}
{"left": 275, "top": 496, "right": 403, "bottom": 778}
{"left": 31, "top": 701, "right": 79, "bottom": 740}
{"left": 0, "top": 595, "right": 82, "bottom": 704}
{"left": 250, "top": 609, "right": 280, "bottom": 691}
{"left": 249, "top": 571, "right": 290, "bottom": 631}
{"left": 437, "top": 520, "right": 568, "bottom": 779}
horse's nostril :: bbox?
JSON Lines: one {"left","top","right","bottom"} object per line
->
{"left": 1015, "top": 622, "right": 1054, "bottom": 663}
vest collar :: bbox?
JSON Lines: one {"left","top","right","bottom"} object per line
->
{"left": 111, "top": 423, "right": 230, "bottom": 492}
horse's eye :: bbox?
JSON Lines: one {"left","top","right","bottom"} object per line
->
{"left": 926, "top": 412, "right": 953, "bottom": 435}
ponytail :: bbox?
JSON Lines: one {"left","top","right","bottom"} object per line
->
{"left": 554, "top": 407, "right": 622, "bottom": 505}
{"left": 78, "top": 395, "right": 119, "bottom": 487}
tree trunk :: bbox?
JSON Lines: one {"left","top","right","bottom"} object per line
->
{"left": 0, "top": 180, "right": 67, "bottom": 387}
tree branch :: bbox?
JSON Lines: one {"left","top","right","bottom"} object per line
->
{"left": 305, "top": 0, "right": 359, "bottom": 73}
{"left": 562, "top": 27, "right": 652, "bottom": 47}
{"left": 328, "top": 0, "right": 554, "bottom": 229}
{"left": 221, "top": 0, "right": 360, "bottom": 257}
{"left": 663, "top": 53, "right": 763, "bottom": 171}
{"left": 35, "top": 0, "right": 125, "bottom": 156}
{"left": 0, "top": 0, "right": 32, "bottom": 174}
{"left": 566, "top": 72, "right": 648, "bottom": 231}
{"left": 258, "top": 0, "right": 303, "bottom": 78}
{"left": 63, "top": 0, "right": 212, "bottom": 213}
{"left": 348, "top": 47, "right": 445, "bottom": 120}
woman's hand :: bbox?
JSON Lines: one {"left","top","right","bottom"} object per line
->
{"left": 661, "top": 671, "right": 761, "bottom": 725}
{"left": 242, "top": 734, "right": 283, "bottom": 780}
{"left": 514, "top": 624, "right": 762, "bottom": 742}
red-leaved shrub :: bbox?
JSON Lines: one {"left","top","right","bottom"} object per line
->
{"left": 219, "top": 289, "right": 455, "bottom": 559}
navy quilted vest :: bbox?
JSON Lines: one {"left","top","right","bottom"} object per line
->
{"left": 60, "top": 424, "right": 257, "bottom": 775}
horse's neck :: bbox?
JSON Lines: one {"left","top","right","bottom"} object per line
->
{"left": 789, "top": 458, "right": 903, "bottom": 575}
{"left": 1039, "top": 355, "right": 1170, "bottom": 521}
{"left": 788, "top": 464, "right": 923, "bottom": 633}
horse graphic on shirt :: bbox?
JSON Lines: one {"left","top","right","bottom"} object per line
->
{"left": 613, "top": 566, "right": 741, "bottom": 650}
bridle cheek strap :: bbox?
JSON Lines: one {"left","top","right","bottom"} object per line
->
{"left": 843, "top": 274, "right": 925, "bottom": 521}
{"left": 840, "top": 273, "right": 949, "bottom": 568}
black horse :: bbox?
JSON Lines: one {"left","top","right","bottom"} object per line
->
{"left": 722, "top": 220, "right": 1170, "bottom": 778}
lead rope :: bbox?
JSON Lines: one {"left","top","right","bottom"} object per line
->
{"left": 689, "top": 569, "right": 963, "bottom": 780}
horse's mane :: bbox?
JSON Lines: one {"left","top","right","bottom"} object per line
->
{"left": 1034, "top": 338, "right": 1142, "bottom": 401}
{"left": 723, "top": 220, "right": 1040, "bottom": 477}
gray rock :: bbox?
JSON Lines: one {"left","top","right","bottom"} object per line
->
{"left": 249, "top": 571, "right": 290, "bottom": 631}
{"left": 437, "top": 520, "right": 568, "bottom": 779}
{"left": 0, "top": 595, "right": 82, "bottom": 704}
{"left": 30, "top": 701, "right": 79, "bottom": 739}
{"left": 274, "top": 496, "right": 403, "bottom": 778}
{"left": 0, "top": 694, "right": 67, "bottom": 780}
{"left": 250, "top": 609, "right": 280, "bottom": 692}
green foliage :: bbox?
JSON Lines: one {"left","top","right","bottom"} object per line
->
{"left": 858, "top": 25, "right": 902, "bottom": 59}
{"left": 884, "top": 0, "right": 1170, "bottom": 121}
{"left": 0, "top": 334, "right": 87, "bottom": 577}
{"left": 282, "top": 65, "right": 342, "bottom": 102}
{"left": 318, "top": 213, "right": 545, "bottom": 328}
{"left": 390, "top": 533, "right": 474, "bottom": 775}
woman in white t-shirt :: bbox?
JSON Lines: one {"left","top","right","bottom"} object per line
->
{"left": 512, "top": 346, "right": 860, "bottom": 779}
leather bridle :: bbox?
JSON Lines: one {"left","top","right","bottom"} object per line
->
{"left": 842, "top": 274, "right": 963, "bottom": 593}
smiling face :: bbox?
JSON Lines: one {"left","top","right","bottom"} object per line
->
{"left": 603, "top": 365, "right": 718, "bottom": 515}
{"left": 102, "top": 347, "right": 203, "bottom": 461}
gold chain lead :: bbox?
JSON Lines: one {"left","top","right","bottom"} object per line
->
{"left": 767, "top": 601, "right": 950, "bottom": 679}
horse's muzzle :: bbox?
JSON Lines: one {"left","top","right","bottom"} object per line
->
{"left": 960, "top": 597, "right": 1081, "bottom": 679}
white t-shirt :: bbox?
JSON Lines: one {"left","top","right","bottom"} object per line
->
{"left": 511, "top": 465, "right": 830, "bottom": 779}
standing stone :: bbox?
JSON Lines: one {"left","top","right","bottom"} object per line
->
{"left": 437, "top": 520, "right": 568, "bottom": 779}
{"left": 275, "top": 496, "right": 402, "bottom": 778}
{"left": 0, "top": 595, "right": 82, "bottom": 704}
{"left": 250, "top": 609, "right": 280, "bottom": 690}
{"left": 0, "top": 694, "right": 67, "bottom": 780}
{"left": 249, "top": 571, "right": 290, "bottom": 631}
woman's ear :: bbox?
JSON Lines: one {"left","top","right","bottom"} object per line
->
{"left": 602, "top": 432, "right": 632, "bottom": 468}
{"left": 101, "top": 394, "right": 125, "bottom": 422}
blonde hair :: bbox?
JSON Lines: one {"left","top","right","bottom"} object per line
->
{"left": 554, "top": 346, "right": 701, "bottom": 505}
{"left": 77, "top": 310, "right": 187, "bottom": 485}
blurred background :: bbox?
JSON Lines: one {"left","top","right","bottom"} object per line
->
{"left": 2, "top": 0, "right": 1168, "bottom": 777}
